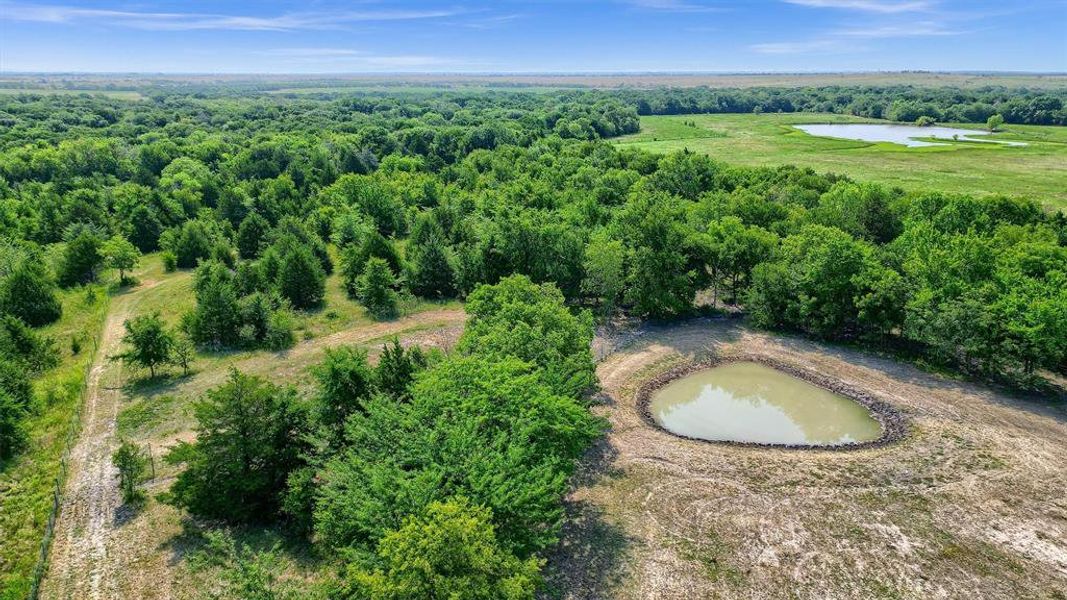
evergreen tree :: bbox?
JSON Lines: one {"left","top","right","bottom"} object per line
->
{"left": 0, "top": 260, "right": 62, "bottom": 326}
{"left": 408, "top": 234, "right": 457, "bottom": 299}
{"left": 358, "top": 258, "right": 399, "bottom": 319}
{"left": 0, "top": 391, "right": 26, "bottom": 461}
{"left": 277, "top": 245, "right": 326, "bottom": 310}
{"left": 237, "top": 211, "right": 270, "bottom": 260}
{"left": 166, "top": 370, "right": 308, "bottom": 523}
{"left": 312, "top": 346, "right": 377, "bottom": 436}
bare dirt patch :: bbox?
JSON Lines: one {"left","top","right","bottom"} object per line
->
{"left": 549, "top": 318, "right": 1067, "bottom": 599}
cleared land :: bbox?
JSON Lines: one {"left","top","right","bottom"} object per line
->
{"left": 613, "top": 113, "right": 1067, "bottom": 208}
{"left": 547, "top": 319, "right": 1067, "bottom": 599}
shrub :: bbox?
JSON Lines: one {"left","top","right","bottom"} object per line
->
{"left": 264, "top": 309, "right": 295, "bottom": 351}
{"left": 112, "top": 440, "right": 148, "bottom": 504}
{"left": 162, "top": 251, "right": 178, "bottom": 272}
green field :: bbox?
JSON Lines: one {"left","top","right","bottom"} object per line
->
{"left": 613, "top": 113, "right": 1067, "bottom": 209}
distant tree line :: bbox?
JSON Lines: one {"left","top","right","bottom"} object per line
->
{"left": 612, "top": 85, "right": 1067, "bottom": 125}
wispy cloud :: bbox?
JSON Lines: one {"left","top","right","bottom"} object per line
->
{"left": 837, "top": 20, "right": 961, "bottom": 37}
{"left": 750, "top": 39, "right": 848, "bottom": 54}
{"left": 784, "top": 0, "right": 932, "bottom": 13}
{"left": 457, "top": 12, "right": 525, "bottom": 30}
{"left": 626, "top": 0, "right": 725, "bottom": 13}
{"left": 0, "top": 2, "right": 461, "bottom": 31}
{"left": 251, "top": 48, "right": 470, "bottom": 70}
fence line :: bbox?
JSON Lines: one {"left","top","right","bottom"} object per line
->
{"left": 26, "top": 335, "right": 99, "bottom": 600}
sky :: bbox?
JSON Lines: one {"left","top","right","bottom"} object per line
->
{"left": 0, "top": 0, "right": 1065, "bottom": 74}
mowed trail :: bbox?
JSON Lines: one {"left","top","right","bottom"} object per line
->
{"left": 39, "top": 279, "right": 465, "bottom": 600}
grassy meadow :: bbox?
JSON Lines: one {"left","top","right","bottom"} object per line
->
{"left": 613, "top": 113, "right": 1067, "bottom": 208}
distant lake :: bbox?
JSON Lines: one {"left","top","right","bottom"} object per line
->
{"left": 795, "top": 123, "right": 1027, "bottom": 148}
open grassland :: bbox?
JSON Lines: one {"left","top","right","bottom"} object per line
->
{"left": 614, "top": 113, "right": 1067, "bottom": 208}
{"left": 0, "top": 281, "right": 111, "bottom": 599}
{"left": 546, "top": 319, "right": 1067, "bottom": 599}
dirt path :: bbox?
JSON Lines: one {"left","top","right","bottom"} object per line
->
{"left": 39, "top": 298, "right": 465, "bottom": 600}
{"left": 40, "top": 282, "right": 164, "bottom": 600}
{"left": 548, "top": 318, "right": 1067, "bottom": 599}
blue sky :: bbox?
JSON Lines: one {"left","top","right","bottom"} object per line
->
{"left": 1, "top": 0, "right": 1064, "bottom": 73}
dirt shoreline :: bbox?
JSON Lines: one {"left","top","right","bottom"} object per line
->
{"left": 634, "top": 353, "right": 909, "bottom": 451}
{"left": 547, "top": 318, "right": 1067, "bottom": 599}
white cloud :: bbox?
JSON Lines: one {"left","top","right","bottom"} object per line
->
{"left": 784, "top": 0, "right": 932, "bottom": 13}
{"left": 0, "top": 2, "right": 461, "bottom": 31}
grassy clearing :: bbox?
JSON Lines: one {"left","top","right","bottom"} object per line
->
{"left": 0, "top": 282, "right": 111, "bottom": 599}
{"left": 613, "top": 113, "right": 1067, "bottom": 209}
{"left": 95, "top": 258, "right": 464, "bottom": 597}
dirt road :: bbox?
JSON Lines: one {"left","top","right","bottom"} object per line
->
{"left": 40, "top": 283, "right": 162, "bottom": 600}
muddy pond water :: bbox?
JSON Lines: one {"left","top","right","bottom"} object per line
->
{"left": 649, "top": 362, "right": 882, "bottom": 446}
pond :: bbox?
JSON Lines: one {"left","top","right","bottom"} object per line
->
{"left": 794, "top": 123, "right": 1027, "bottom": 148}
{"left": 649, "top": 362, "right": 882, "bottom": 446}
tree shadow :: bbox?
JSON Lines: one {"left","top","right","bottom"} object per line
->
{"left": 539, "top": 435, "right": 632, "bottom": 599}
{"left": 161, "top": 515, "right": 322, "bottom": 571}
{"left": 539, "top": 499, "right": 633, "bottom": 600}
{"left": 112, "top": 499, "right": 144, "bottom": 528}
{"left": 121, "top": 370, "right": 196, "bottom": 396}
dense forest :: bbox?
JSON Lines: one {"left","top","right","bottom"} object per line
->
{"left": 1, "top": 87, "right": 1065, "bottom": 597}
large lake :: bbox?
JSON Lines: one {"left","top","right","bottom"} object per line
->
{"left": 649, "top": 362, "right": 882, "bottom": 446}
{"left": 794, "top": 123, "right": 1027, "bottom": 148}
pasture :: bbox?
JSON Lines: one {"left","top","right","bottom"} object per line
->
{"left": 614, "top": 113, "right": 1067, "bottom": 208}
